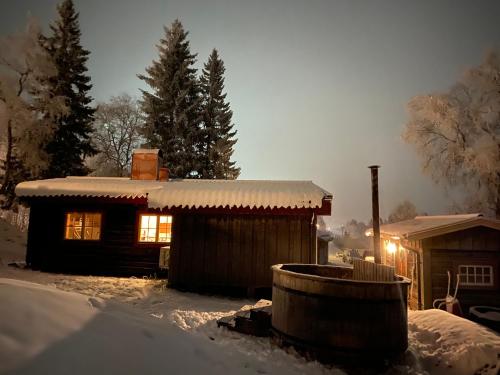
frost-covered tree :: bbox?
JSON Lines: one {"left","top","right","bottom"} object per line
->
{"left": 0, "top": 18, "right": 66, "bottom": 207}
{"left": 199, "top": 49, "right": 240, "bottom": 179}
{"left": 387, "top": 200, "right": 418, "bottom": 223}
{"left": 42, "top": 0, "right": 96, "bottom": 178}
{"left": 89, "top": 94, "right": 143, "bottom": 177}
{"left": 404, "top": 51, "right": 500, "bottom": 218}
{"left": 139, "top": 19, "right": 202, "bottom": 178}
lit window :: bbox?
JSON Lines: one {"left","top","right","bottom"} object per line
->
{"left": 139, "top": 214, "right": 172, "bottom": 243}
{"left": 65, "top": 213, "right": 101, "bottom": 240}
{"left": 458, "top": 265, "right": 494, "bottom": 286}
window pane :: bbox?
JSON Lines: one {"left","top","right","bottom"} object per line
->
{"left": 141, "top": 215, "right": 149, "bottom": 229}
{"left": 66, "top": 226, "right": 82, "bottom": 240}
{"left": 83, "top": 213, "right": 101, "bottom": 240}
{"left": 139, "top": 229, "right": 148, "bottom": 242}
{"left": 159, "top": 216, "right": 172, "bottom": 224}
{"left": 65, "top": 213, "right": 83, "bottom": 240}
{"left": 459, "top": 265, "right": 494, "bottom": 286}
{"left": 148, "top": 216, "right": 157, "bottom": 228}
{"left": 65, "top": 213, "right": 101, "bottom": 241}
{"left": 139, "top": 215, "right": 173, "bottom": 243}
{"left": 146, "top": 228, "right": 157, "bottom": 242}
{"left": 139, "top": 215, "right": 159, "bottom": 242}
{"left": 158, "top": 216, "right": 172, "bottom": 243}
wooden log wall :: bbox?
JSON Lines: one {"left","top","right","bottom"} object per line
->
{"left": 26, "top": 198, "right": 163, "bottom": 276}
{"left": 168, "top": 213, "right": 316, "bottom": 293}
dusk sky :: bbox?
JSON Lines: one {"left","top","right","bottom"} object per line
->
{"left": 2, "top": 0, "right": 500, "bottom": 226}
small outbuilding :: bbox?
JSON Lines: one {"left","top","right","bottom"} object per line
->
{"left": 316, "top": 229, "right": 334, "bottom": 265}
{"left": 15, "top": 150, "right": 332, "bottom": 296}
{"left": 368, "top": 214, "right": 500, "bottom": 312}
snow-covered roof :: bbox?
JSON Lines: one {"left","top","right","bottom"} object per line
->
{"left": 366, "top": 214, "right": 500, "bottom": 240}
{"left": 132, "top": 148, "right": 161, "bottom": 154}
{"left": 15, "top": 177, "right": 332, "bottom": 210}
{"left": 317, "top": 229, "right": 334, "bottom": 241}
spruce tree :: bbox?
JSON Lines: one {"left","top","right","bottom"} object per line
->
{"left": 199, "top": 49, "right": 240, "bottom": 179}
{"left": 42, "top": 0, "right": 96, "bottom": 178}
{"left": 139, "top": 20, "right": 202, "bottom": 178}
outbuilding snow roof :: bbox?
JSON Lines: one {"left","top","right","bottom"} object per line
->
{"left": 367, "top": 214, "right": 500, "bottom": 240}
{"left": 15, "top": 177, "right": 332, "bottom": 210}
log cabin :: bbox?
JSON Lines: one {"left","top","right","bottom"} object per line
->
{"left": 15, "top": 149, "right": 332, "bottom": 296}
{"left": 367, "top": 214, "right": 500, "bottom": 313}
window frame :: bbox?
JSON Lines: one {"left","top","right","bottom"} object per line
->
{"left": 137, "top": 213, "right": 173, "bottom": 244}
{"left": 458, "top": 264, "right": 494, "bottom": 287}
{"left": 64, "top": 212, "right": 102, "bottom": 241}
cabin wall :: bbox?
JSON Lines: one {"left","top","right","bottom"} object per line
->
{"left": 168, "top": 212, "right": 317, "bottom": 293}
{"left": 380, "top": 238, "right": 422, "bottom": 310}
{"left": 26, "top": 199, "right": 162, "bottom": 275}
{"left": 422, "top": 226, "right": 500, "bottom": 311}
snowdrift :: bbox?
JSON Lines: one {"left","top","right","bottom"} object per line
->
{"left": 408, "top": 309, "right": 500, "bottom": 375}
{"left": 0, "top": 278, "right": 333, "bottom": 375}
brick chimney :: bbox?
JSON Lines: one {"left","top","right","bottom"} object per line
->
{"left": 159, "top": 167, "right": 169, "bottom": 181}
{"left": 131, "top": 149, "right": 164, "bottom": 180}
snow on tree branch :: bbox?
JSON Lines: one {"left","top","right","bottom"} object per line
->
{"left": 403, "top": 50, "right": 500, "bottom": 217}
{"left": 0, "top": 17, "right": 67, "bottom": 207}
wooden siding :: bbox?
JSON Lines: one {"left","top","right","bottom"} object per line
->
{"left": 380, "top": 238, "right": 422, "bottom": 310}
{"left": 24, "top": 197, "right": 320, "bottom": 293}
{"left": 422, "top": 226, "right": 500, "bottom": 311}
{"left": 26, "top": 199, "right": 163, "bottom": 276}
{"left": 168, "top": 213, "right": 317, "bottom": 293}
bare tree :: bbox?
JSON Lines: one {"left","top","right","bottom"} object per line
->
{"left": 403, "top": 51, "right": 500, "bottom": 218}
{"left": 387, "top": 200, "right": 418, "bottom": 223}
{"left": 90, "top": 94, "right": 143, "bottom": 176}
{"left": 0, "top": 18, "right": 66, "bottom": 207}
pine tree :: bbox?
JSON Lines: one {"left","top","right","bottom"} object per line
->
{"left": 42, "top": 0, "right": 96, "bottom": 178}
{"left": 199, "top": 49, "right": 240, "bottom": 179}
{"left": 139, "top": 20, "right": 202, "bottom": 178}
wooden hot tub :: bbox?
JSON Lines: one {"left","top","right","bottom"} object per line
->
{"left": 271, "top": 263, "right": 411, "bottom": 362}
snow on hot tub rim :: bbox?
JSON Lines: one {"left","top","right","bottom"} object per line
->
{"left": 469, "top": 306, "right": 500, "bottom": 321}
{"left": 272, "top": 263, "right": 411, "bottom": 285}
{"left": 272, "top": 263, "right": 411, "bottom": 301}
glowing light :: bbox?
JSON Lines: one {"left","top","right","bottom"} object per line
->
{"left": 386, "top": 241, "right": 397, "bottom": 254}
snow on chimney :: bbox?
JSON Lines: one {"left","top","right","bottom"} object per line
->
{"left": 131, "top": 149, "right": 164, "bottom": 180}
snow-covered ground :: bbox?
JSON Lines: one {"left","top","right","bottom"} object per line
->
{"left": 0, "top": 218, "right": 499, "bottom": 375}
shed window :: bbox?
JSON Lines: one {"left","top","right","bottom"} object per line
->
{"left": 458, "top": 265, "right": 494, "bottom": 286}
{"left": 65, "top": 213, "right": 101, "bottom": 240}
{"left": 139, "top": 214, "right": 172, "bottom": 243}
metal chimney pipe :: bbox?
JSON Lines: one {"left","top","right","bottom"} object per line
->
{"left": 369, "top": 165, "right": 381, "bottom": 264}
